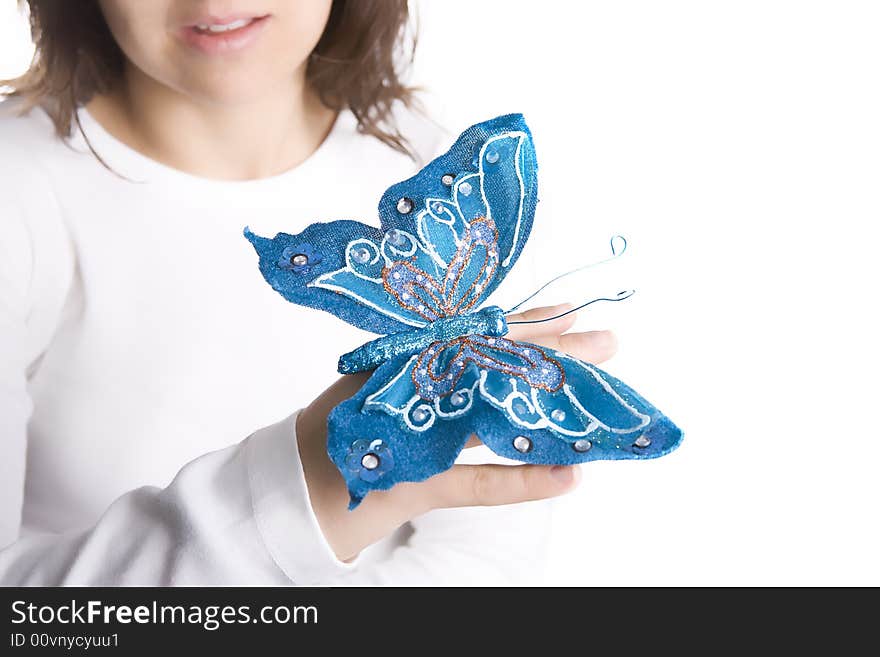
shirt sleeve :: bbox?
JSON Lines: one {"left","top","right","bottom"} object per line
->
{"left": 0, "top": 152, "right": 357, "bottom": 585}
{"left": 0, "top": 148, "right": 70, "bottom": 548}
{"left": 1, "top": 404, "right": 549, "bottom": 585}
{"left": 0, "top": 411, "right": 361, "bottom": 585}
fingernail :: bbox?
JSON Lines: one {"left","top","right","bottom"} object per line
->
{"left": 550, "top": 465, "right": 574, "bottom": 485}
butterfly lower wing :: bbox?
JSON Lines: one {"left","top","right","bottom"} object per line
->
{"left": 328, "top": 354, "right": 474, "bottom": 508}
{"left": 330, "top": 338, "right": 681, "bottom": 507}
{"left": 475, "top": 345, "right": 682, "bottom": 463}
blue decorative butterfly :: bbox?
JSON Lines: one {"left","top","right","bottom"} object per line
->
{"left": 245, "top": 114, "right": 682, "bottom": 508}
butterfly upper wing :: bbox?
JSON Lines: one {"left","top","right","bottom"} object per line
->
{"left": 332, "top": 338, "right": 683, "bottom": 506}
{"left": 244, "top": 114, "right": 538, "bottom": 335}
{"left": 378, "top": 114, "right": 538, "bottom": 305}
{"left": 245, "top": 221, "right": 433, "bottom": 334}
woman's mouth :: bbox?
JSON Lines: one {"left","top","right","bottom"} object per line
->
{"left": 193, "top": 18, "right": 255, "bottom": 33}
{"left": 179, "top": 15, "right": 270, "bottom": 54}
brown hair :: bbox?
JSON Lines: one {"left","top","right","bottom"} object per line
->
{"left": 2, "top": 0, "right": 420, "bottom": 157}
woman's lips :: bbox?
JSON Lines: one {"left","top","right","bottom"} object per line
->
{"left": 178, "top": 15, "right": 270, "bottom": 55}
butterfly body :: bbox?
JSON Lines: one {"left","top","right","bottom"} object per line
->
{"left": 245, "top": 114, "right": 683, "bottom": 508}
{"left": 338, "top": 305, "right": 508, "bottom": 374}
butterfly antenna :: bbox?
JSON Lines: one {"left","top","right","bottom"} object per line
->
{"left": 506, "top": 289, "right": 636, "bottom": 325}
{"left": 505, "top": 235, "right": 628, "bottom": 314}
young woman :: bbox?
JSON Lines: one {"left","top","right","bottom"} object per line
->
{"left": 0, "top": 0, "right": 617, "bottom": 585}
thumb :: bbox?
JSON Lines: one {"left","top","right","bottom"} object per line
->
{"left": 421, "top": 463, "right": 581, "bottom": 510}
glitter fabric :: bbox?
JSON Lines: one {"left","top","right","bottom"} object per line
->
{"left": 338, "top": 305, "right": 508, "bottom": 374}
{"left": 245, "top": 114, "right": 683, "bottom": 508}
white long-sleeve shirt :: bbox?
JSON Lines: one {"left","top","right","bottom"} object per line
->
{"left": 0, "top": 99, "right": 551, "bottom": 585}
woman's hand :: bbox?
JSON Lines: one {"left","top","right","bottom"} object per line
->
{"left": 296, "top": 304, "right": 618, "bottom": 562}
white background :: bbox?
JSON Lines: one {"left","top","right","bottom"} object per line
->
{"left": 2, "top": 1, "right": 878, "bottom": 585}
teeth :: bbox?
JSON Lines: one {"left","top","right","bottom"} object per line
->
{"left": 195, "top": 18, "right": 252, "bottom": 33}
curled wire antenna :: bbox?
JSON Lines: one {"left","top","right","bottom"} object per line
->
{"left": 505, "top": 235, "right": 628, "bottom": 314}
{"left": 506, "top": 289, "right": 635, "bottom": 325}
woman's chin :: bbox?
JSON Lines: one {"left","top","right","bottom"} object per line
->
{"left": 171, "top": 72, "right": 296, "bottom": 107}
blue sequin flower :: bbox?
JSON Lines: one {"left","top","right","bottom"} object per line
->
{"left": 277, "top": 243, "right": 322, "bottom": 274}
{"left": 345, "top": 439, "right": 394, "bottom": 482}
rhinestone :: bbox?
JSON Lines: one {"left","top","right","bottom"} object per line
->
{"left": 450, "top": 392, "right": 467, "bottom": 407}
{"left": 361, "top": 453, "right": 380, "bottom": 470}
{"left": 441, "top": 173, "right": 455, "bottom": 186}
{"left": 386, "top": 229, "right": 406, "bottom": 246}
{"left": 634, "top": 435, "right": 652, "bottom": 448}
{"left": 550, "top": 409, "right": 567, "bottom": 422}
{"left": 432, "top": 202, "right": 444, "bottom": 213}
{"left": 396, "top": 197, "right": 413, "bottom": 214}
{"left": 458, "top": 181, "right": 473, "bottom": 196}
{"left": 513, "top": 436, "right": 532, "bottom": 453}
{"left": 351, "top": 246, "right": 371, "bottom": 263}
{"left": 573, "top": 439, "right": 592, "bottom": 453}
{"left": 291, "top": 253, "right": 308, "bottom": 267}
{"left": 485, "top": 150, "right": 500, "bottom": 164}
{"left": 412, "top": 407, "right": 429, "bottom": 423}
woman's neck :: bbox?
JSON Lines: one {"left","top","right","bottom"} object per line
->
{"left": 86, "top": 63, "right": 338, "bottom": 180}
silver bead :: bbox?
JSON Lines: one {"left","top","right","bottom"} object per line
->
{"left": 361, "top": 453, "right": 380, "bottom": 470}
{"left": 485, "top": 150, "right": 500, "bottom": 164}
{"left": 550, "top": 409, "right": 567, "bottom": 423}
{"left": 450, "top": 391, "right": 467, "bottom": 407}
{"left": 432, "top": 202, "right": 444, "bottom": 213}
{"left": 412, "top": 407, "right": 429, "bottom": 423}
{"left": 291, "top": 253, "right": 308, "bottom": 267}
{"left": 351, "top": 246, "right": 371, "bottom": 263}
{"left": 441, "top": 173, "right": 455, "bottom": 186}
{"left": 396, "top": 197, "right": 413, "bottom": 214}
{"left": 386, "top": 229, "right": 406, "bottom": 246}
{"left": 458, "top": 181, "right": 472, "bottom": 196}
{"left": 572, "top": 439, "right": 592, "bottom": 453}
{"left": 513, "top": 436, "right": 532, "bottom": 453}
{"left": 634, "top": 435, "right": 652, "bottom": 448}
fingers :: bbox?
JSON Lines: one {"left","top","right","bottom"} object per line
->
{"left": 422, "top": 463, "right": 581, "bottom": 510}
{"left": 558, "top": 330, "right": 618, "bottom": 363}
{"left": 506, "top": 303, "right": 576, "bottom": 340}
{"left": 528, "top": 329, "right": 618, "bottom": 364}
